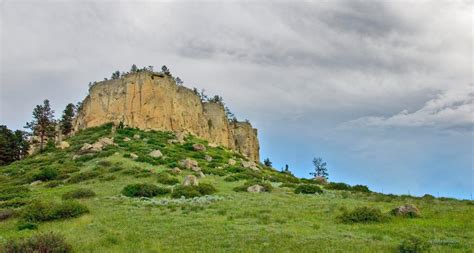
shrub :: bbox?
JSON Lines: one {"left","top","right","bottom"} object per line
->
{"left": 0, "top": 209, "right": 15, "bottom": 221}
{"left": 68, "top": 171, "right": 100, "bottom": 183}
{"left": 45, "top": 180, "right": 62, "bottom": 188}
{"left": 196, "top": 183, "right": 217, "bottom": 195}
{"left": 3, "top": 232, "right": 72, "bottom": 253}
{"left": 351, "top": 185, "right": 371, "bottom": 193}
{"left": 0, "top": 199, "right": 30, "bottom": 208}
{"left": 326, "top": 182, "right": 351, "bottom": 191}
{"left": 62, "top": 188, "right": 96, "bottom": 200}
{"left": 294, "top": 184, "right": 323, "bottom": 194}
{"left": 422, "top": 194, "right": 435, "bottom": 200}
{"left": 0, "top": 186, "right": 30, "bottom": 201}
{"left": 279, "top": 183, "right": 298, "bottom": 188}
{"left": 171, "top": 185, "right": 201, "bottom": 199}
{"left": 398, "top": 236, "right": 431, "bottom": 253}
{"left": 32, "top": 167, "right": 58, "bottom": 182}
{"left": 339, "top": 207, "right": 387, "bottom": 224}
{"left": 21, "top": 201, "right": 89, "bottom": 222}
{"left": 122, "top": 183, "right": 170, "bottom": 198}
{"left": 156, "top": 172, "right": 180, "bottom": 185}
{"left": 97, "top": 160, "right": 112, "bottom": 167}
{"left": 17, "top": 221, "right": 38, "bottom": 230}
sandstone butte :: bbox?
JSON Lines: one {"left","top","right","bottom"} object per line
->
{"left": 73, "top": 71, "right": 260, "bottom": 161}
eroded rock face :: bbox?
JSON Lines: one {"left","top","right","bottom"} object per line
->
{"left": 73, "top": 72, "right": 260, "bottom": 161}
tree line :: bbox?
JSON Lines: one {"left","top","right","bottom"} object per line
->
{"left": 0, "top": 100, "right": 77, "bottom": 165}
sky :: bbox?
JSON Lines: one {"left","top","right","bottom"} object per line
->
{"left": 0, "top": 0, "right": 472, "bottom": 199}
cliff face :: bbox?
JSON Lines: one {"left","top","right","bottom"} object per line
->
{"left": 73, "top": 72, "right": 260, "bottom": 161}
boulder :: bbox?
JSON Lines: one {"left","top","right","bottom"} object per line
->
{"left": 192, "top": 143, "right": 206, "bottom": 152}
{"left": 169, "top": 132, "right": 186, "bottom": 144}
{"left": 242, "top": 161, "right": 259, "bottom": 171}
{"left": 30, "top": 180, "right": 42, "bottom": 186}
{"left": 130, "top": 153, "right": 139, "bottom": 160}
{"left": 247, "top": 184, "right": 265, "bottom": 193}
{"left": 208, "top": 143, "right": 218, "bottom": 148}
{"left": 196, "top": 171, "right": 205, "bottom": 178}
{"left": 228, "top": 159, "right": 237, "bottom": 166}
{"left": 391, "top": 204, "right": 420, "bottom": 217}
{"left": 57, "top": 141, "right": 70, "bottom": 149}
{"left": 149, "top": 150, "right": 163, "bottom": 158}
{"left": 80, "top": 137, "right": 115, "bottom": 153}
{"left": 133, "top": 134, "right": 141, "bottom": 140}
{"left": 171, "top": 167, "right": 182, "bottom": 174}
{"left": 123, "top": 137, "right": 131, "bottom": 142}
{"left": 180, "top": 158, "right": 199, "bottom": 170}
{"left": 191, "top": 166, "right": 202, "bottom": 172}
{"left": 183, "top": 175, "right": 199, "bottom": 186}
{"left": 205, "top": 155, "right": 213, "bottom": 162}
{"left": 98, "top": 137, "right": 114, "bottom": 146}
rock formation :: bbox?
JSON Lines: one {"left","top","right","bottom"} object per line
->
{"left": 73, "top": 71, "right": 260, "bottom": 161}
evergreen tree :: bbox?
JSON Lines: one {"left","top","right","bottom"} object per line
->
{"left": 310, "top": 157, "right": 328, "bottom": 179}
{"left": 60, "top": 103, "right": 76, "bottom": 136}
{"left": 0, "top": 126, "right": 29, "bottom": 165}
{"left": 161, "top": 65, "right": 170, "bottom": 75}
{"left": 111, "top": 70, "right": 120, "bottom": 80}
{"left": 13, "top": 130, "right": 30, "bottom": 160}
{"left": 175, "top": 77, "right": 183, "bottom": 85}
{"left": 25, "top": 99, "right": 56, "bottom": 151}
{"left": 225, "top": 106, "right": 235, "bottom": 121}
{"left": 264, "top": 158, "right": 272, "bottom": 167}
{"left": 130, "top": 64, "right": 138, "bottom": 73}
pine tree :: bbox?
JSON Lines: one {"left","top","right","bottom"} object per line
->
{"left": 264, "top": 158, "right": 272, "bottom": 167}
{"left": 309, "top": 157, "right": 328, "bottom": 179}
{"left": 13, "top": 130, "right": 30, "bottom": 160}
{"left": 175, "top": 77, "right": 183, "bottom": 85}
{"left": 25, "top": 99, "right": 56, "bottom": 151}
{"left": 161, "top": 65, "right": 170, "bottom": 75}
{"left": 60, "top": 103, "right": 76, "bottom": 136}
{"left": 111, "top": 70, "right": 120, "bottom": 80}
{"left": 0, "top": 126, "right": 15, "bottom": 165}
{"left": 130, "top": 64, "right": 138, "bottom": 73}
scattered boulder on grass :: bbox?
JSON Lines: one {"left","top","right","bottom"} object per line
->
{"left": 242, "top": 161, "right": 259, "bottom": 171}
{"left": 57, "top": 141, "right": 70, "bottom": 150}
{"left": 228, "top": 159, "right": 237, "bottom": 166}
{"left": 80, "top": 137, "right": 115, "bottom": 153}
{"left": 170, "top": 167, "right": 182, "bottom": 174}
{"left": 391, "top": 204, "right": 420, "bottom": 218}
{"left": 183, "top": 175, "right": 199, "bottom": 186}
{"left": 192, "top": 143, "right": 206, "bottom": 152}
{"left": 247, "top": 185, "right": 265, "bottom": 193}
{"left": 196, "top": 171, "right": 205, "bottom": 178}
{"left": 149, "top": 150, "right": 163, "bottom": 158}
{"left": 130, "top": 153, "right": 139, "bottom": 160}
{"left": 30, "top": 180, "right": 42, "bottom": 186}
{"left": 205, "top": 155, "right": 213, "bottom": 162}
{"left": 98, "top": 137, "right": 114, "bottom": 146}
{"left": 123, "top": 137, "right": 131, "bottom": 142}
{"left": 180, "top": 158, "right": 199, "bottom": 170}
{"left": 208, "top": 143, "right": 218, "bottom": 148}
{"left": 168, "top": 132, "right": 186, "bottom": 144}
{"left": 0, "top": 209, "right": 15, "bottom": 221}
{"left": 133, "top": 134, "right": 141, "bottom": 140}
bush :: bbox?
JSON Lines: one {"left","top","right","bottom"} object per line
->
{"left": 339, "top": 207, "right": 387, "bottom": 224}
{"left": 0, "top": 209, "right": 15, "bottom": 221}
{"left": 32, "top": 167, "right": 58, "bottom": 181}
{"left": 398, "top": 236, "right": 431, "bottom": 253}
{"left": 21, "top": 201, "right": 89, "bottom": 222}
{"left": 156, "top": 172, "right": 180, "bottom": 185}
{"left": 0, "top": 186, "right": 30, "bottom": 201}
{"left": 97, "top": 160, "right": 112, "bottom": 167}
{"left": 326, "top": 182, "right": 351, "bottom": 191}
{"left": 45, "top": 180, "right": 62, "bottom": 188}
{"left": 62, "top": 188, "right": 96, "bottom": 200}
{"left": 171, "top": 185, "right": 201, "bottom": 199}
{"left": 0, "top": 199, "right": 30, "bottom": 208}
{"left": 122, "top": 183, "right": 170, "bottom": 198}
{"left": 233, "top": 180, "right": 273, "bottom": 193}
{"left": 422, "top": 194, "right": 435, "bottom": 200}
{"left": 3, "top": 232, "right": 72, "bottom": 253}
{"left": 294, "top": 184, "right": 323, "bottom": 194}
{"left": 351, "top": 185, "right": 371, "bottom": 193}
{"left": 196, "top": 183, "right": 217, "bottom": 195}
{"left": 17, "top": 221, "right": 38, "bottom": 230}
{"left": 68, "top": 171, "right": 100, "bottom": 183}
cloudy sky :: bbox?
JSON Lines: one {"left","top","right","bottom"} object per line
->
{"left": 1, "top": 0, "right": 472, "bottom": 199}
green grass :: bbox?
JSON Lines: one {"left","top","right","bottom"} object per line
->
{"left": 0, "top": 124, "right": 472, "bottom": 252}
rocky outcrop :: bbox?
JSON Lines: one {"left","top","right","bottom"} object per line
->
{"left": 73, "top": 72, "right": 260, "bottom": 161}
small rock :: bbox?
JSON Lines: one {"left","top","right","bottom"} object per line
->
{"left": 228, "top": 159, "right": 237, "bottom": 166}
{"left": 80, "top": 143, "right": 93, "bottom": 151}
{"left": 133, "top": 134, "right": 141, "bottom": 140}
{"left": 149, "top": 150, "right": 163, "bottom": 158}
{"left": 130, "top": 153, "right": 139, "bottom": 160}
{"left": 391, "top": 204, "right": 421, "bottom": 217}
{"left": 123, "top": 137, "right": 131, "bottom": 142}
{"left": 197, "top": 171, "right": 205, "bottom": 178}
{"left": 98, "top": 137, "right": 114, "bottom": 146}
{"left": 247, "top": 184, "right": 265, "bottom": 193}
{"left": 208, "top": 143, "right": 218, "bottom": 148}
{"left": 171, "top": 167, "right": 182, "bottom": 174}
{"left": 191, "top": 166, "right": 202, "bottom": 172}
{"left": 180, "top": 158, "right": 199, "bottom": 170}
{"left": 30, "top": 180, "right": 42, "bottom": 186}
{"left": 183, "top": 175, "right": 199, "bottom": 186}
{"left": 57, "top": 141, "right": 70, "bottom": 149}
{"left": 192, "top": 143, "right": 206, "bottom": 152}
{"left": 205, "top": 155, "right": 213, "bottom": 162}
{"left": 242, "top": 161, "right": 259, "bottom": 171}
{"left": 72, "top": 155, "right": 80, "bottom": 160}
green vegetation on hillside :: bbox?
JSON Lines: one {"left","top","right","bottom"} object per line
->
{"left": 0, "top": 124, "right": 472, "bottom": 252}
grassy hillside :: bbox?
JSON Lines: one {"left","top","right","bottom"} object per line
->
{"left": 0, "top": 124, "right": 472, "bottom": 252}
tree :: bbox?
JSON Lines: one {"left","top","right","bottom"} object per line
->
{"left": 0, "top": 126, "right": 29, "bottom": 165}
{"left": 225, "top": 106, "right": 235, "bottom": 121}
{"left": 111, "top": 70, "right": 120, "bottom": 80}
{"left": 25, "top": 99, "right": 56, "bottom": 151}
{"left": 161, "top": 65, "right": 170, "bottom": 75}
{"left": 130, "top": 64, "right": 138, "bottom": 73}
{"left": 208, "top": 95, "right": 224, "bottom": 105}
{"left": 264, "top": 158, "right": 272, "bottom": 167}
{"left": 175, "top": 77, "right": 183, "bottom": 85}
{"left": 60, "top": 103, "right": 76, "bottom": 136}
{"left": 13, "top": 130, "right": 30, "bottom": 160}
{"left": 147, "top": 66, "right": 154, "bottom": 72}
{"left": 199, "top": 89, "right": 208, "bottom": 102}
{"left": 310, "top": 157, "right": 328, "bottom": 179}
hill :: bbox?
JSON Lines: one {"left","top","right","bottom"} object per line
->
{"left": 0, "top": 124, "right": 473, "bottom": 252}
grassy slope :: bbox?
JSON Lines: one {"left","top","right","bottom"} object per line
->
{"left": 0, "top": 124, "right": 472, "bottom": 252}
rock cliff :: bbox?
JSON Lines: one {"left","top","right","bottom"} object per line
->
{"left": 73, "top": 72, "right": 260, "bottom": 161}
